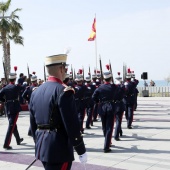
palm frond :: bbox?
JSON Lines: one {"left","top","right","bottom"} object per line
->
{"left": 10, "top": 19, "right": 23, "bottom": 34}
{"left": 10, "top": 8, "right": 22, "bottom": 19}
{"left": 0, "top": 18, "right": 10, "bottom": 32}
{"left": 0, "top": 0, "right": 11, "bottom": 13}
{"left": 12, "top": 35, "right": 24, "bottom": 46}
{"left": 13, "top": 36, "right": 24, "bottom": 45}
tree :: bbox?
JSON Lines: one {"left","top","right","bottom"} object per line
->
{"left": 0, "top": 0, "right": 23, "bottom": 79}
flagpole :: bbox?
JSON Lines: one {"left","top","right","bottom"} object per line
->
{"left": 88, "top": 14, "right": 97, "bottom": 73}
{"left": 95, "top": 14, "right": 98, "bottom": 73}
{"left": 95, "top": 36, "right": 97, "bottom": 73}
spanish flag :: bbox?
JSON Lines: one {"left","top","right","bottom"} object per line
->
{"left": 88, "top": 18, "right": 96, "bottom": 41}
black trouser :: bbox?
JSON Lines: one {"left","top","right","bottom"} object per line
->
{"left": 114, "top": 111, "right": 124, "bottom": 138}
{"left": 86, "top": 106, "right": 93, "bottom": 127}
{"left": 134, "top": 94, "right": 138, "bottom": 110}
{"left": 93, "top": 103, "right": 98, "bottom": 120}
{"left": 78, "top": 108, "right": 86, "bottom": 132}
{"left": 28, "top": 126, "right": 32, "bottom": 136}
{"left": 100, "top": 110, "right": 115, "bottom": 150}
{"left": 4, "top": 113, "right": 20, "bottom": 146}
{"left": 125, "top": 104, "right": 134, "bottom": 127}
{"left": 42, "top": 161, "right": 72, "bottom": 170}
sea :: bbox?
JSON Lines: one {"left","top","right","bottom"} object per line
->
{"left": 138, "top": 80, "right": 169, "bottom": 87}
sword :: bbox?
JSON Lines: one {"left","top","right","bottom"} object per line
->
{"left": 25, "top": 158, "right": 37, "bottom": 170}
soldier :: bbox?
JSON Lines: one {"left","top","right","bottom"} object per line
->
{"left": 17, "top": 73, "right": 26, "bottom": 105}
{"left": 91, "top": 74, "right": 99, "bottom": 122}
{"left": 17, "top": 73, "right": 25, "bottom": 85}
{"left": 74, "top": 74, "right": 87, "bottom": 133}
{"left": 131, "top": 73, "right": 139, "bottom": 110}
{"left": 84, "top": 76, "right": 96, "bottom": 129}
{"left": 114, "top": 73, "right": 126, "bottom": 140}
{"left": 67, "top": 73, "right": 75, "bottom": 87}
{"left": 0, "top": 73, "right": 23, "bottom": 149}
{"left": 92, "top": 71, "right": 118, "bottom": 153}
{"left": 123, "top": 72, "right": 136, "bottom": 129}
{"left": 22, "top": 75, "right": 38, "bottom": 136}
{"left": 63, "top": 73, "right": 70, "bottom": 85}
{"left": 29, "top": 54, "right": 87, "bottom": 170}
{"left": 0, "top": 78, "right": 6, "bottom": 116}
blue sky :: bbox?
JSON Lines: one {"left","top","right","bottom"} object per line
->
{"left": 1, "top": 0, "right": 170, "bottom": 81}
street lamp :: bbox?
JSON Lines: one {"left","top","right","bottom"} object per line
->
{"left": 0, "top": 14, "right": 12, "bottom": 19}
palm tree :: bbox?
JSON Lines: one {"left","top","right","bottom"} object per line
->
{"left": 0, "top": 0, "right": 23, "bottom": 80}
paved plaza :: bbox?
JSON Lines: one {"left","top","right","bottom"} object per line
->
{"left": 0, "top": 97, "right": 170, "bottom": 170}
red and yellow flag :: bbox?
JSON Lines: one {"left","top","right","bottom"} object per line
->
{"left": 88, "top": 18, "right": 96, "bottom": 41}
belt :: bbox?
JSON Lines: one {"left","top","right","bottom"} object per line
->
{"left": 114, "top": 100, "right": 122, "bottom": 103}
{"left": 125, "top": 94, "right": 134, "bottom": 97}
{"left": 100, "top": 100, "right": 115, "bottom": 104}
{"left": 129, "top": 94, "right": 134, "bottom": 96}
{"left": 37, "top": 124, "right": 61, "bottom": 131}
{"left": 75, "top": 98, "right": 84, "bottom": 101}
{"left": 6, "top": 99, "right": 18, "bottom": 102}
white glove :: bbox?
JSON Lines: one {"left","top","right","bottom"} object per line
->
{"left": 115, "top": 80, "right": 120, "bottom": 85}
{"left": 79, "top": 152, "right": 87, "bottom": 163}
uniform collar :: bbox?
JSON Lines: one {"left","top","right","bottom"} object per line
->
{"left": 104, "top": 82, "right": 110, "bottom": 84}
{"left": 48, "top": 76, "right": 63, "bottom": 84}
{"left": 32, "top": 83, "right": 37, "bottom": 86}
{"left": 9, "top": 82, "right": 15, "bottom": 85}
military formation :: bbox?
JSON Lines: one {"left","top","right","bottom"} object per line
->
{"left": 0, "top": 54, "right": 139, "bottom": 170}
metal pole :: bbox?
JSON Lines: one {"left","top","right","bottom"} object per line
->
{"left": 94, "top": 14, "right": 97, "bottom": 71}
{"left": 25, "top": 159, "right": 37, "bottom": 170}
{"left": 99, "top": 55, "right": 103, "bottom": 82}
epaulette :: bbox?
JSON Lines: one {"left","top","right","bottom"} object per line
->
{"left": 63, "top": 86, "right": 75, "bottom": 94}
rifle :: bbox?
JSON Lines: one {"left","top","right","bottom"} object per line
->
{"left": 27, "top": 64, "right": 31, "bottom": 85}
{"left": 82, "top": 66, "right": 84, "bottom": 81}
{"left": 44, "top": 64, "right": 46, "bottom": 82}
{"left": 123, "top": 63, "right": 127, "bottom": 82}
{"left": 74, "top": 69, "right": 76, "bottom": 80}
{"left": 3, "top": 62, "right": 8, "bottom": 84}
{"left": 71, "top": 64, "right": 73, "bottom": 80}
{"left": 99, "top": 55, "right": 103, "bottom": 82}
{"left": 88, "top": 65, "right": 91, "bottom": 78}
{"left": 109, "top": 60, "right": 114, "bottom": 83}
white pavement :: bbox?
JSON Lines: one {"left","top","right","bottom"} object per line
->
{"left": 0, "top": 97, "right": 170, "bottom": 170}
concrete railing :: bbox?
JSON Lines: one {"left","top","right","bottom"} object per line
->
{"left": 137, "top": 86, "right": 170, "bottom": 97}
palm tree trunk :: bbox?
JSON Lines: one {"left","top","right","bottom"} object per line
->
{"left": 1, "top": 31, "right": 9, "bottom": 80}
{"left": 7, "top": 41, "right": 11, "bottom": 77}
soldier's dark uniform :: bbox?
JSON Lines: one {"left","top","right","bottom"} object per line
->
{"left": 114, "top": 76, "right": 126, "bottom": 140}
{"left": 123, "top": 73, "right": 136, "bottom": 129}
{"left": 131, "top": 74, "right": 139, "bottom": 110}
{"left": 22, "top": 79, "right": 37, "bottom": 105}
{"left": 91, "top": 74, "right": 100, "bottom": 122}
{"left": 29, "top": 54, "right": 86, "bottom": 170}
{"left": 22, "top": 75, "right": 38, "bottom": 136}
{"left": 63, "top": 74, "right": 70, "bottom": 85}
{"left": 17, "top": 73, "right": 25, "bottom": 104}
{"left": 92, "top": 72, "right": 118, "bottom": 153}
{"left": 0, "top": 80, "right": 6, "bottom": 116}
{"left": 84, "top": 76, "right": 96, "bottom": 129}
{"left": 74, "top": 75, "right": 87, "bottom": 133}
{"left": 0, "top": 73, "right": 23, "bottom": 149}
